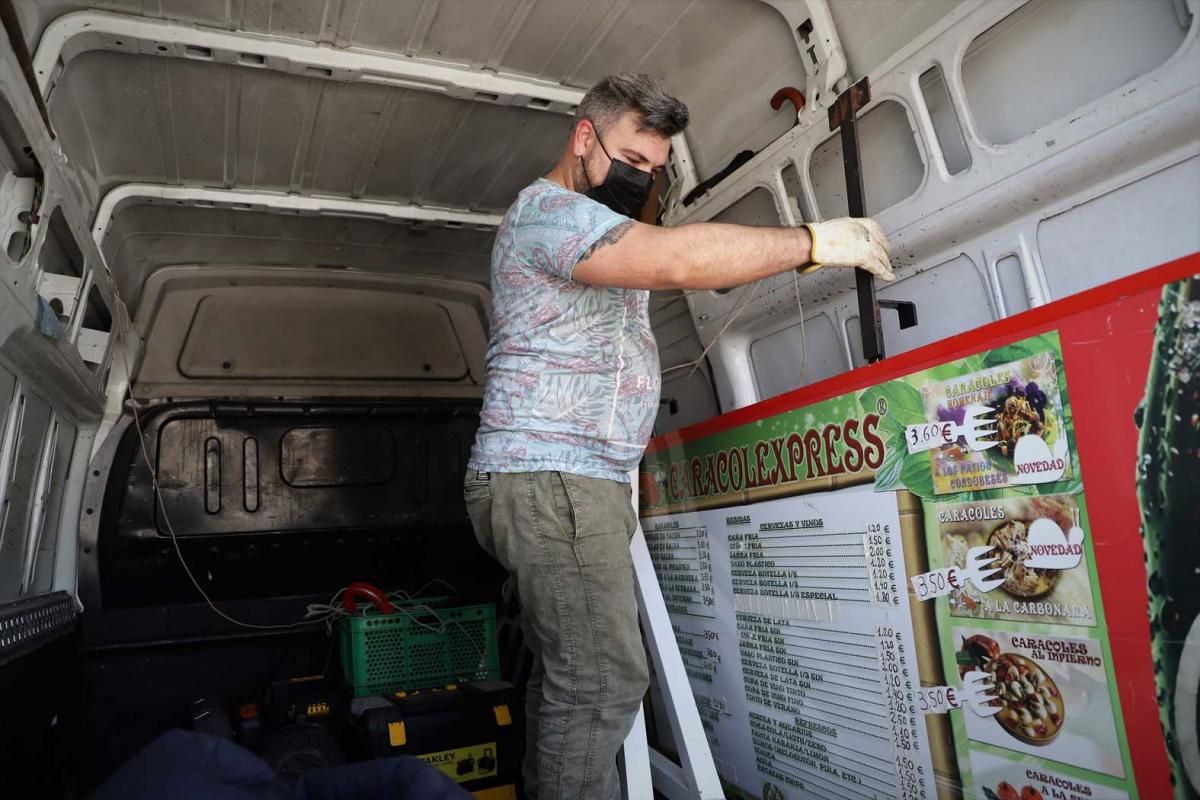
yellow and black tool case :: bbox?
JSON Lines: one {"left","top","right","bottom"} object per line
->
{"left": 351, "top": 680, "right": 522, "bottom": 798}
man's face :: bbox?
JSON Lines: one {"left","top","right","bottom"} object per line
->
{"left": 575, "top": 110, "right": 672, "bottom": 190}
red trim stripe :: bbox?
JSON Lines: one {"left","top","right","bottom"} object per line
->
{"left": 645, "top": 252, "right": 1200, "bottom": 455}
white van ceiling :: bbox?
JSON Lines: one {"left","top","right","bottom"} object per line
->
{"left": 26, "top": 0, "right": 814, "bottom": 208}
{"left": 20, "top": 0, "right": 967, "bottom": 207}
{"left": 11, "top": 0, "right": 970, "bottom": 400}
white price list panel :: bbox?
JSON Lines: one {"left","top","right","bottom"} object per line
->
{"left": 643, "top": 484, "right": 934, "bottom": 800}
{"left": 645, "top": 513, "right": 738, "bottom": 759}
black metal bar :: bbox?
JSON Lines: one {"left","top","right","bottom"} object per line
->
{"left": 830, "top": 78, "right": 885, "bottom": 364}
{"left": 841, "top": 122, "right": 884, "bottom": 362}
{"left": 0, "top": 591, "right": 77, "bottom": 667}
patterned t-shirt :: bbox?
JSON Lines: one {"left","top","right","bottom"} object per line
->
{"left": 468, "top": 178, "right": 661, "bottom": 482}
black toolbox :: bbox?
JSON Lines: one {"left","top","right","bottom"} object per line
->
{"left": 352, "top": 680, "right": 522, "bottom": 799}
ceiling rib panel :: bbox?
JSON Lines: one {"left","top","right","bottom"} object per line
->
{"left": 48, "top": 50, "right": 574, "bottom": 213}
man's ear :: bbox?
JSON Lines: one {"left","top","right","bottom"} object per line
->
{"left": 572, "top": 118, "right": 594, "bottom": 158}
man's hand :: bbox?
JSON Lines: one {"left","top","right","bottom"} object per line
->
{"left": 802, "top": 218, "right": 895, "bottom": 281}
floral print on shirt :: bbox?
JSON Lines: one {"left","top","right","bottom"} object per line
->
{"left": 468, "top": 179, "right": 661, "bottom": 482}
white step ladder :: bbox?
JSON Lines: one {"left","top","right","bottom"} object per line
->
{"left": 619, "top": 471, "right": 724, "bottom": 799}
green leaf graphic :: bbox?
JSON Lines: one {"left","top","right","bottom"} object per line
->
{"left": 899, "top": 450, "right": 936, "bottom": 498}
{"left": 861, "top": 380, "right": 926, "bottom": 431}
{"left": 875, "top": 437, "right": 905, "bottom": 490}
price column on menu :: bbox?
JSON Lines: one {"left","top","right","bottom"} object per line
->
{"left": 865, "top": 523, "right": 896, "bottom": 607}
{"left": 644, "top": 519, "right": 720, "bottom": 686}
{"left": 867, "top": 519, "right": 928, "bottom": 800}
{"left": 878, "top": 626, "right": 924, "bottom": 800}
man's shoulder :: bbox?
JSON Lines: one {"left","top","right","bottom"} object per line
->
{"left": 510, "top": 179, "right": 613, "bottom": 229}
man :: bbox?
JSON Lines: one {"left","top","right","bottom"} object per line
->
{"left": 464, "top": 73, "right": 893, "bottom": 800}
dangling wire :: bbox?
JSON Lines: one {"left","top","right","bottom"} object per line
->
{"left": 661, "top": 269, "right": 809, "bottom": 386}
{"left": 793, "top": 268, "right": 808, "bottom": 383}
{"left": 660, "top": 280, "right": 764, "bottom": 381}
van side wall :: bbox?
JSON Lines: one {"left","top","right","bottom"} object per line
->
{"left": 663, "top": 0, "right": 1199, "bottom": 420}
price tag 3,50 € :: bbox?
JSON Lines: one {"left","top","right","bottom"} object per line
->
{"left": 917, "top": 671, "right": 1000, "bottom": 717}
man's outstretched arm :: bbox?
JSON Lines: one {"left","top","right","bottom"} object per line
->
{"left": 573, "top": 217, "right": 893, "bottom": 290}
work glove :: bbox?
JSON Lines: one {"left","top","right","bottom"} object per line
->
{"left": 800, "top": 218, "right": 895, "bottom": 281}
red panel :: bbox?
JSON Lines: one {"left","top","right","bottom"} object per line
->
{"left": 1058, "top": 286, "right": 1172, "bottom": 798}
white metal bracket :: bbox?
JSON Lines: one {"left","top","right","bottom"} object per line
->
{"left": 0, "top": 173, "right": 35, "bottom": 265}
{"left": 92, "top": 183, "right": 505, "bottom": 249}
{"left": 35, "top": 272, "right": 82, "bottom": 321}
{"left": 754, "top": 0, "right": 849, "bottom": 118}
{"left": 0, "top": 13, "right": 109, "bottom": 424}
{"left": 662, "top": 133, "right": 701, "bottom": 223}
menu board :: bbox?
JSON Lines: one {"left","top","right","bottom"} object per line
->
{"left": 866, "top": 333, "right": 1136, "bottom": 798}
{"left": 645, "top": 485, "right": 934, "bottom": 800}
{"left": 640, "top": 258, "right": 1200, "bottom": 800}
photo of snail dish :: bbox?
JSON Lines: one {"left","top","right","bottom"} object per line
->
{"left": 921, "top": 352, "right": 1070, "bottom": 495}
{"left": 951, "top": 628, "right": 1125, "bottom": 778}
{"left": 938, "top": 494, "right": 1096, "bottom": 627}
{"left": 968, "top": 750, "right": 1130, "bottom": 800}
{"left": 959, "top": 635, "right": 1064, "bottom": 745}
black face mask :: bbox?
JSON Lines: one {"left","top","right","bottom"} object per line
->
{"left": 581, "top": 129, "right": 655, "bottom": 218}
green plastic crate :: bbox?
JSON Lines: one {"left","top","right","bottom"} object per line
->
{"left": 338, "top": 602, "right": 499, "bottom": 697}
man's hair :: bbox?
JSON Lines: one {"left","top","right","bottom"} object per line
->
{"left": 576, "top": 73, "right": 689, "bottom": 138}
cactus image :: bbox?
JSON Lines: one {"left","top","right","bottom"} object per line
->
{"left": 1135, "top": 276, "right": 1200, "bottom": 799}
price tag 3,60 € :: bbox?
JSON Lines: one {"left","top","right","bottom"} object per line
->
{"left": 904, "top": 421, "right": 956, "bottom": 454}
{"left": 905, "top": 404, "right": 999, "bottom": 455}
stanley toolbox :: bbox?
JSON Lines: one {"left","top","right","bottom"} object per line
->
{"left": 353, "top": 680, "right": 522, "bottom": 799}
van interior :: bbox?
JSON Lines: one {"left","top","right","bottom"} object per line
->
{"left": 0, "top": 0, "right": 1197, "bottom": 797}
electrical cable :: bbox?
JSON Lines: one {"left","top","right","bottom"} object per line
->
{"left": 660, "top": 279, "right": 763, "bottom": 381}
{"left": 661, "top": 268, "right": 809, "bottom": 386}
{"left": 793, "top": 268, "right": 808, "bottom": 382}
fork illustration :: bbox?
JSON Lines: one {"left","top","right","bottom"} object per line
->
{"left": 959, "top": 545, "right": 1005, "bottom": 592}
{"left": 958, "top": 404, "right": 999, "bottom": 452}
{"left": 962, "top": 669, "right": 1002, "bottom": 717}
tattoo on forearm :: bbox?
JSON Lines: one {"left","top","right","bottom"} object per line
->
{"left": 580, "top": 220, "right": 634, "bottom": 261}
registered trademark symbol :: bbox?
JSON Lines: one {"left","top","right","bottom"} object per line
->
{"left": 877, "top": 397, "right": 888, "bottom": 415}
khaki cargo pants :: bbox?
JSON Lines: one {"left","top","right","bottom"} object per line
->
{"left": 463, "top": 469, "right": 648, "bottom": 800}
